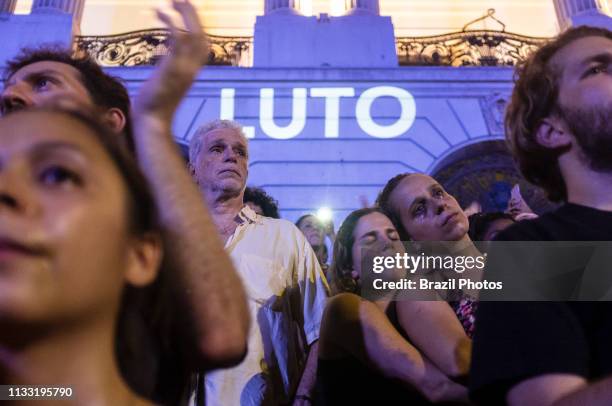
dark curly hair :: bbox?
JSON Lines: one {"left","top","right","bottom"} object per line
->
{"left": 243, "top": 186, "right": 280, "bottom": 218}
{"left": 505, "top": 26, "right": 612, "bottom": 202}
{"left": 3, "top": 46, "right": 134, "bottom": 152}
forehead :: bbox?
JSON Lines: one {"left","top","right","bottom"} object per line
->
{"left": 0, "top": 110, "right": 104, "bottom": 156}
{"left": 300, "top": 216, "right": 320, "bottom": 227}
{"left": 7, "top": 61, "right": 83, "bottom": 85}
{"left": 354, "top": 212, "right": 394, "bottom": 236}
{"left": 204, "top": 127, "right": 247, "bottom": 146}
{"left": 394, "top": 174, "right": 437, "bottom": 201}
{"left": 552, "top": 36, "right": 612, "bottom": 78}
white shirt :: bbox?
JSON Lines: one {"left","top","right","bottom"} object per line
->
{"left": 205, "top": 206, "right": 329, "bottom": 406}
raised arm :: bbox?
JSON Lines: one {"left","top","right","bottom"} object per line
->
{"left": 131, "top": 0, "right": 249, "bottom": 369}
{"left": 319, "top": 293, "right": 467, "bottom": 403}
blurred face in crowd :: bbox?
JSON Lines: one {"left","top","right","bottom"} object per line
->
{"left": 298, "top": 215, "right": 325, "bottom": 247}
{"left": 551, "top": 36, "right": 612, "bottom": 172}
{"left": 390, "top": 174, "right": 469, "bottom": 241}
{"left": 1, "top": 61, "right": 93, "bottom": 114}
{"left": 0, "top": 110, "right": 158, "bottom": 331}
{"left": 350, "top": 212, "right": 400, "bottom": 281}
{"left": 192, "top": 128, "right": 249, "bottom": 196}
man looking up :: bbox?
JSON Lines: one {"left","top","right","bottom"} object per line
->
{"left": 470, "top": 26, "right": 612, "bottom": 406}
{"left": 189, "top": 119, "right": 329, "bottom": 406}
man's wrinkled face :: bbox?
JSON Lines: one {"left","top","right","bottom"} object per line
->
{"left": 1, "top": 61, "right": 94, "bottom": 115}
{"left": 552, "top": 36, "right": 612, "bottom": 172}
{"left": 192, "top": 128, "right": 249, "bottom": 195}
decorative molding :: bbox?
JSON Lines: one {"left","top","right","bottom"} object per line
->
{"left": 481, "top": 93, "right": 509, "bottom": 136}
{"left": 396, "top": 29, "right": 548, "bottom": 67}
{"left": 74, "top": 28, "right": 252, "bottom": 67}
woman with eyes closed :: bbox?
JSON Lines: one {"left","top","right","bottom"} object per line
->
{"left": 315, "top": 208, "right": 468, "bottom": 405}
{"left": 0, "top": 107, "right": 170, "bottom": 406}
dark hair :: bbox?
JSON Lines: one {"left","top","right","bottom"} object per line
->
{"left": 329, "top": 207, "right": 385, "bottom": 295}
{"left": 505, "top": 26, "right": 612, "bottom": 202}
{"left": 468, "top": 212, "right": 515, "bottom": 241}
{"left": 3, "top": 46, "right": 135, "bottom": 152}
{"left": 7, "top": 107, "right": 179, "bottom": 403}
{"left": 376, "top": 173, "right": 414, "bottom": 240}
{"left": 295, "top": 214, "right": 317, "bottom": 229}
{"left": 244, "top": 186, "right": 280, "bottom": 218}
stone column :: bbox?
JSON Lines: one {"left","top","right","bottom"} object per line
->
{"left": 553, "top": 0, "right": 611, "bottom": 30}
{"left": 264, "top": 0, "right": 300, "bottom": 15}
{"left": 0, "top": 0, "right": 17, "bottom": 14}
{"left": 345, "top": 0, "right": 380, "bottom": 15}
{"left": 31, "top": 0, "right": 85, "bottom": 25}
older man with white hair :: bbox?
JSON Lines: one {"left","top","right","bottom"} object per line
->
{"left": 189, "top": 119, "right": 329, "bottom": 406}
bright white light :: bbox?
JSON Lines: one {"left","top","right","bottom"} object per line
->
{"left": 330, "top": 0, "right": 346, "bottom": 16}
{"left": 300, "top": 0, "right": 313, "bottom": 16}
{"left": 316, "top": 207, "right": 333, "bottom": 223}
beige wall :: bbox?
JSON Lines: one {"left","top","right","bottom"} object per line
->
{"left": 382, "top": 0, "right": 559, "bottom": 37}
{"left": 15, "top": 0, "right": 562, "bottom": 37}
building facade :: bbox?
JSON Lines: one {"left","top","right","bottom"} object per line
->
{"left": 1, "top": 0, "right": 611, "bottom": 222}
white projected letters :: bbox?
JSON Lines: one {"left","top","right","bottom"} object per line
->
{"left": 260, "top": 88, "right": 307, "bottom": 139}
{"left": 219, "top": 86, "right": 416, "bottom": 139}
{"left": 356, "top": 86, "right": 416, "bottom": 139}
{"left": 219, "top": 88, "right": 256, "bottom": 139}
{"left": 310, "top": 87, "right": 355, "bottom": 138}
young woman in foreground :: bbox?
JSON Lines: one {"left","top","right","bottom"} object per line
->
{"left": 0, "top": 108, "right": 165, "bottom": 405}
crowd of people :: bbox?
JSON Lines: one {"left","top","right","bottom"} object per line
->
{"left": 0, "top": 1, "right": 611, "bottom": 405}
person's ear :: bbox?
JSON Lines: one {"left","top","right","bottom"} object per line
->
{"left": 124, "top": 232, "right": 163, "bottom": 287}
{"left": 188, "top": 162, "right": 200, "bottom": 184}
{"left": 104, "top": 107, "right": 127, "bottom": 135}
{"left": 535, "top": 116, "right": 572, "bottom": 149}
{"left": 350, "top": 270, "right": 359, "bottom": 280}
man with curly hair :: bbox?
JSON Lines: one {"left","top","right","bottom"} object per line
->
{"left": 470, "top": 26, "right": 612, "bottom": 406}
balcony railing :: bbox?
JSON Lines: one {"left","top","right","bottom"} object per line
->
{"left": 395, "top": 30, "right": 549, "bottom": 67}
{"left": 74, "top": 21, "right": 548, "bottom": 68}
{"left": 74, "top": 28, "right": 253, "bottom": 67}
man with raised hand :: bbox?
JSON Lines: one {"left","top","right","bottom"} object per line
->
{"left": 470, "top": 26, "right": 612, "bottom": 406}
{"left": 1, "top": 1, "right": 250, "bottom": 404}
